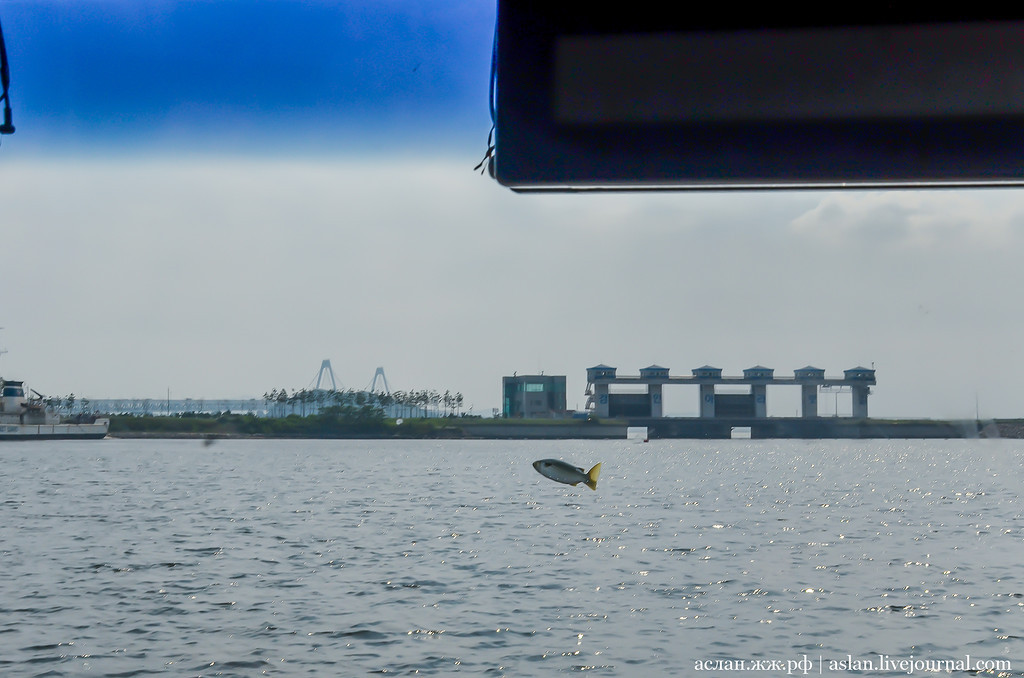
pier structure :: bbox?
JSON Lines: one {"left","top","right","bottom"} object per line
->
{"left": 585, "top": 364, "right": 876, "bottom": 419}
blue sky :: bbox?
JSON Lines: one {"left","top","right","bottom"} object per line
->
{"left": 2, "top": 2, "right": 1024, "bottom": 420}
{"left": 3, "top": 1, "right": 493, "bottom": 152}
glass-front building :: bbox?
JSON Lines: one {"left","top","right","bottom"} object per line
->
{"left": 502, "top": 375, "right": 567, "bottom": 418}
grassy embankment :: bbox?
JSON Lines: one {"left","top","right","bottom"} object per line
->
{"left": 110, "top": 412, "right": 1024, "bottom": 439}
{"left": 108, "top": 411, "right": 612, "bottom": 439}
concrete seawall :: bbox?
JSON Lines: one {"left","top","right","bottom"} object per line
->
{"left": 463, "top": 418, "right": 1008, "bottom": 440}
{"left": 632, "top": 417, "right": 980, "bottom": 439}
{"left": 107, "top": 417, "right": 1024, "bottom": 440}
{"left": 459, "top": 423, "right": 629, "bottom": 439}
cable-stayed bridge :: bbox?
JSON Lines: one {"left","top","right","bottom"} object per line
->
{"left": 67, "top": 364, "right": 442, "bottom": 418}
{"left": 79, "top": 394, "right": 424, "bottom": 419}
{"left": 78, "top": 398, "right": 270, "bottom": 417}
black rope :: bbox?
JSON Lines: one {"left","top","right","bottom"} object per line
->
{"left": 474, "top": 12, "right": 498, "bottom": 176}
{"left": 0, "top": 17, "right": 14, "bottom": 135}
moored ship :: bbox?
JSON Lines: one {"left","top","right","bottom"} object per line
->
{"left": 0, "top": 379, "right": 108, "bottom": 440}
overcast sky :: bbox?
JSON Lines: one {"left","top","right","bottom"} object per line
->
{"left": 1, "top": 1, "right": 1023, "bottom": 419}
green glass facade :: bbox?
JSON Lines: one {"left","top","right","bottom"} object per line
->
{"left": 502, "top": 375, "right": 567, "bottom": 418}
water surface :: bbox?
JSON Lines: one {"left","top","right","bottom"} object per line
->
{"left": 1, "top": 438, "right": 1022, "bottom": 676}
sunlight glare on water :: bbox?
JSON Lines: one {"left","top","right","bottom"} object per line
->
{"left": 1, "top": 438, "right": 1022, "bottom": 676}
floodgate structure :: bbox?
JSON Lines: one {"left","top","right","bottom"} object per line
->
{"left": 586, "top": 364, "right": 875, "bottom": 419}
{"left": 582, "top": 364, "right": 976, "bottom": 439}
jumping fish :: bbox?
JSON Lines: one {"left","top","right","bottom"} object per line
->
{"left": 532, "top": 459, "right": 602, "bottom": 490}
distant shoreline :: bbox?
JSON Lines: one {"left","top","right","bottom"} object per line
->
{"left": 105, "top": 415, "right": 1024, "bottom": 440}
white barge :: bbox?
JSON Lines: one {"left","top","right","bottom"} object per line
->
{"left": 0, "top": 379, "right": 108, "bottom": 440}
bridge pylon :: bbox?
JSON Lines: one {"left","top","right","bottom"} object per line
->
{"left": 370, "top": 367, "right": 390, "bottom": 394}
{"left": 315, "top": 360, "right": 338, "bottom": 391}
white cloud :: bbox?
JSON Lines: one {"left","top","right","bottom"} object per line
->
{"left": 790, "top": 190, "right": 1024, "bottom": 250}
{"left": 2, "top": 154, "right": 1024, "bottom": 418}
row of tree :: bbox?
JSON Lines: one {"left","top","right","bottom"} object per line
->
{"left": 42, "top": 393, "right": 88, "bottom": 414}
{"left": 37, "top": 388, "right": 466, "bottom": 420}
{"left": 261, "top": 388, "right": 465, "bottom": 419}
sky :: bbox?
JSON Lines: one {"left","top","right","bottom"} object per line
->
{"left": 1, "top": 1, "right": 1023, "bottom": 419}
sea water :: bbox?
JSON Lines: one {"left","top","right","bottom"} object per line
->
{"left": 1, "top": 438, "right": 1022, "bottom": 676}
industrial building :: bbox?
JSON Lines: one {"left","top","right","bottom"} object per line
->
{"left": 502, "top": 374, "right": 567, "bottom": 418}
{"left": 585, "top": 364, "right": 875, "bottom": 419}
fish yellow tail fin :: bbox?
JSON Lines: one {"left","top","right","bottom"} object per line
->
{"left": 585, "top": 463, "right": 602, "bottom": 491}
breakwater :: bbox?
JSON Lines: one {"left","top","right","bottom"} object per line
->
{"left": 457, "top": 418, "right": 1010, "bottom": 440}
{"left": 106, "top": 415, "right": 1024, "bottom": 440}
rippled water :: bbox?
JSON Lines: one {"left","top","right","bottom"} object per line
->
{"left": 1, "top": 438, "right": 1023, "bottom": 676}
